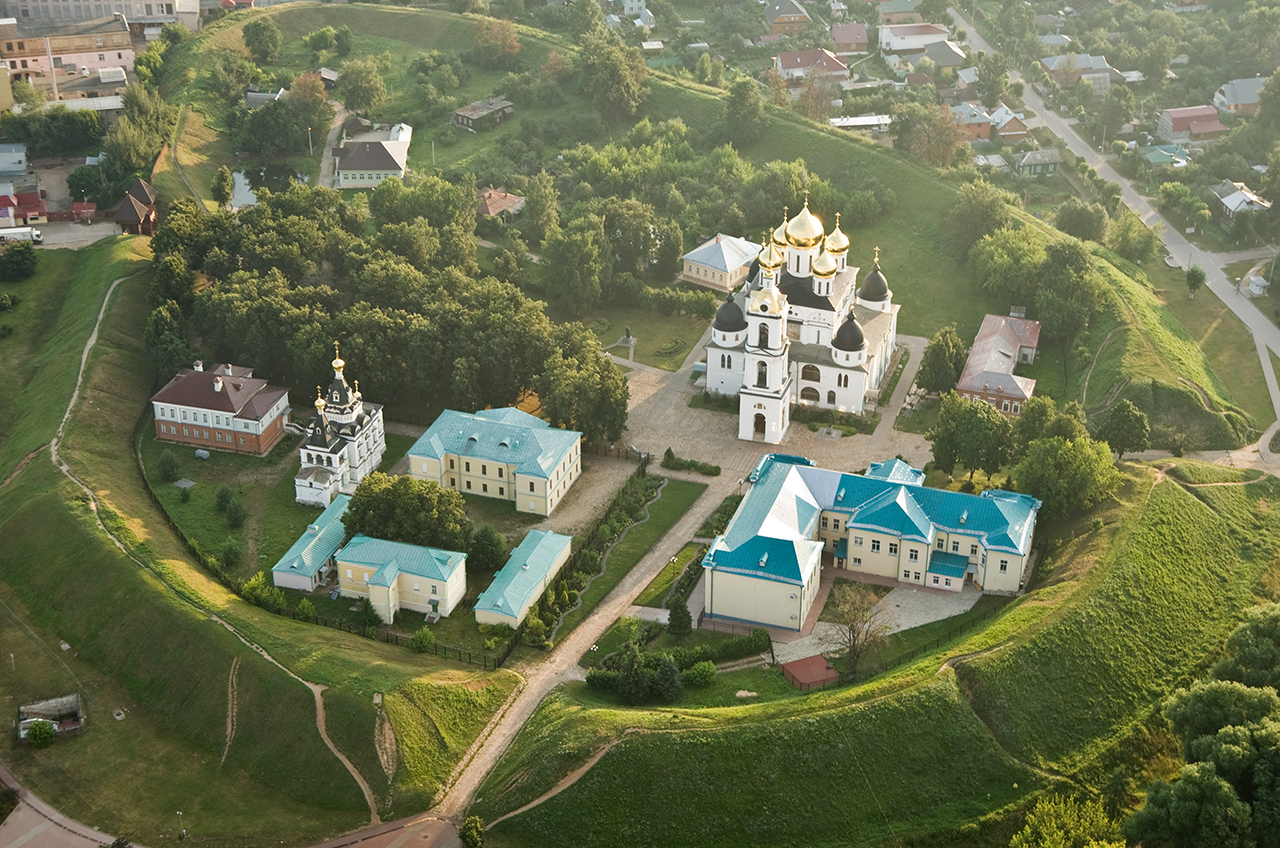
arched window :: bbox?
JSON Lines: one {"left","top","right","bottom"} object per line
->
{"left": 800, "top": 387, "right": 820, "bottom": 402}
{"left": 720, "top": 354, "right": 725, "bottom": 368}
{"left": 827, "top": 390, "right": 836, "bottom": 404}
{"left": 757, "top": 324, "right": 769, "bottom": 348}
{"left": 801, "top": 364, "right": 820, "bottom": 382}
{"left": 726, "top": 355, "right": 731, "bottom": 369}
{"left": 837, "top": 373, "right": 849, "bottom": 388}
{"left": 756, "top": 361, "right": 768, "bottom": 387}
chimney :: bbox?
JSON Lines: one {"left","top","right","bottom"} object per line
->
{"left": 193, "top": 360, "right": 203, "bottom": 372}
{"left": 224, "top": 365, "right": 233, "bottom": 376}
{"left": 213, "top": 376, "right": 224, "bottom": 392}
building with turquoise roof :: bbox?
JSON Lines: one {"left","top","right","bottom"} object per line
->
{"left": 270, "top": 494, "right": 350, "bottom": 592}
{"left": 475, "top": 530, "right": 573, "bottom": 628}
{"left": 406, "top": 408, "right": 582, "bottom": 516}
{"left": 335, "top": 535, "right": 467, "bottom": 624}
{"left": 703, "top": 455, "right": 1040, "bottom": 630}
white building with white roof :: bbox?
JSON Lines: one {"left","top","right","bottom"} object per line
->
{"left": 681, "top": 233, "right": 761, "bottom": 292}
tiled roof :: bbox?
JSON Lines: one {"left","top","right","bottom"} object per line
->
{"left": 765, "top": 0, "right": 809, "bottom": 24}
{"left": 337, "top": 534, "right": 466, "bottom": 587}
{"left": 1162, "top": 104, "right": 1218, "bottom": 131}
{"left": 151, "top": 364, "right": 287, "bottom": 420}
{"left": 127, "top": 178, "right": 156, "bottom": 206}
{"left": 952, "top": 101, "right": 990, "bottom": 125}
{"left": 830, "top": 22, "right": 867, "bottom": 44}
{"left": 477, "top": 186, "right": 525, "bottom": 217}
{"left": 778, "top": 48, "right": 847, "bottom": 73}
{"left": 115, "top": 193, "right": 150, "bottom": 223}
{"left": 881, "top": 22, "right": 948, "bottom": 36}
{"left": 474, "top": 530, "right": 572, "bottom": 618}
{"left": 407, "top": 408, "right": 581, "bottom": 480}
{"left": 271, "top": 495, "right": 350, "bottom": 579}
{"left": 956, "top": 314, "right": 1040, "bottom": 402}
{"left": 683, "top": 234, "right": 759, "bottom": 274}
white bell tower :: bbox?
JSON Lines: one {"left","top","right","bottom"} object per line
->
{"left": 738, "top": 243, "right": 792, "bottom": 444}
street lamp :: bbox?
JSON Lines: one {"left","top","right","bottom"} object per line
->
{"left": 669, "top": 555, "right": 677, "bottom": 580}
{"left": 176, "top": 810, "right": 185, "bottom": 840}
{"left": 307, "top": 126, "right": 313, "bottom": 157}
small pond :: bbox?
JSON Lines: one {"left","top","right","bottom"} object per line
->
{"left": 231, "top": 164, "right": 309, "bottom": 208}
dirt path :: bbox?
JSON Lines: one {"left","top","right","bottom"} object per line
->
{"left": 319, "top": 102, "right": 347, "bottom": 189}
{"left": 221, "top": 656, "right": 240, "bottom": 766}
{"left": 375, "top": 707, "right": 398, "bottom": 783}
{"left": 170, "top": 107, "right": 205, "bottom": 210}
{"left": 485, "top": 737, "right": 630, "bottom": 830}
{"left": 1080, "top": 323, "right": 1127, "bottom": 410}
{"left": 0, "top": 447, "right": 44, "bottom": 489}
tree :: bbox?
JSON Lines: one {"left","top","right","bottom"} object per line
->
{"left": 916, "top": 324, "right": 968, "bottom": 394}
{"left": 667, "top": 597, "right": 692, "bottom": 638}
{"left": 724, "top": 77, "right": 768, "bottom": 146}
{"left": 1243, "top": 5, "right": 1280, "bottom": 52}
{"left": 1165, "top": 679, "right": 1280, "bottom": 747}
{"left": 157, "top": 449, "right": 180, "bottom": 483}
{"left": 221, "top": 540, "right": 243, "bottom": 569}
{"left": 26, "top": 719, "right": 55, "bottom": 749}
{"left": 1108, "top": 207, "right": 1160, "bottom": 264}
{"left": 889, "top": 101, "right": 966, "bottom": 167}
{"left": 523, "top": 170, "right": 560, "bottom": 245}
{"left": 617, "top": 642, "right": 650, "bottom": 704}
{"left": 216, "top": 485, "right": 234, "bottom": 512}
{"left": 945, "top": 179, "right": 1016, "bottom": 260}
{"left": 1035, "top": 237, "right": 1103, "bottom": 384}
{"left": 1214, "top": 604, "right": 1280, "bottom": 691}
{"left": 343, "top": 472, "right": 473, "bottom": 551}
{"left": 763, "top": 66, "right": 790, "bottom": 107}
{"left": 0, "top": 241, "right": 38, "bottom": 283}
{"left": 410, "top": 625, "right": 437, "bottom": 652}
{"left": 1054, "top": 197, "right": 1108, "bottom": 243}
{"left": 1139, "top": 35, "right": 1177, "bottom": 84}
{"left": 796, "top": 76, "right": 836, "bottom": 122}
{"left": 10, "top": 78, "right": 45, "bottom": 110}
{"left": 1097, "top": 399, "right": 1149, "bottom": 460}
{"left": 334, "top": 25, "right": 354, "bottom": 56}
{"left": 1097, "top": 87, "right": 1137, "bottom": 139}
{"left": 306, "top": 26, "right": 336, "bottom": 53}
{"left": 338, "top": 57, "right": 387, "bottom": 115}
{"left": 226, "top": 499, "right": 247, "bottom": 529}
{"left": 1013, "top": 436, "right": 1122, "bottom": 519}
{"left": 1187, "top": 265, "right": 1206, "bottom": 299}
{"left": 474, "top": 18, "right": 522, "bottom": 63}
{"left": 212, "top": 166, "right": 234, "bottom": 209}
{"left": 296, "top": 597, "right": 316, "bottom": 623}
{"left": 579, "top": 30, "right": 647, "bottom": 123}
{"left": 969, "top": 226, "right": 1047, "bottom": 306}
{"left": 654, "top": 656, "right": 683, "bottom": 702}
{"left": 1010, "top": 795, "right": 1123, "bottom": 848}
{"left": 1124, "top": 762, "right": 1254, "bottom": 848}
{"left": 357, "top": 597, "right": 383, "bottom": 633}
{"left": 243, "top": 18, "right": 282, "bottom": 65}
{"left": 540, "top": 218, "right": 605, "bottom": 317}
{"left": 571, "top": 0, "right": 606, "bottom": 41}
{"left": 459, "top": 816, "right": 485, "bottom": 848}
{"left": 469, "top": 525, "right": 506, "bottom": 571}
{"left": 822, "top": 582, "right": 889, "bottom": 677}
{"left": 974, "top": 51, "right": 1010, "bottom": 110}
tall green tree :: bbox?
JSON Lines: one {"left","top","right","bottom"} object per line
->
{"left": 724, "top": 77, "right": 768, "bottom": 146}
{"left": 945, "top": 179, "right": 1017, "bottom": 260}
{"left": 969, "top": 226, "right": 1047, "bottom": 306}
{"left": 243, "top": 18, "right": 282, "bottom": 65}
{"left": 579, "top": 30, "right": 648, "bottom": 123}
{"left": 1098, "top": 399, "right": 1149, "bottom": 460}
{"left": 338, "top": 57, "right": 387, "bottom": 116}
{"left": 1013, "top": 436, "right": 1121, "bottom": 518}
{"left": 917, "top": 324, "right": 968, "bottom": 394}
{"left": 212, "top": 165, "right": 235, "bottom": 209}
{"left": 524, "top": 170, "right": 559, "bottom": 246}
{"left": 342, "top": 472, "right": 473, "bottom": 551}
{"left": 469, "top": 525, "right": 506, "bottom": 571}
{"left": 974, "top": 51, "right": 1011, "bottom": 110}
{"left": 1054, "top": 197, "right": 1109, "bottom": 243}
{"left": 1010, "top": 796, "right": 1123, "bottom": 848}
{"left": 1035, "top": 237, "right": 1104, "bottom": 384}
{"left": 1214, "top": 604, "right": 1280, "bottom": 691}
{"left": 540, "top": 217, "right": 606, "bottom": 317}
{"left": 889, "top": 101, "right": 966, "bottom": 167}
{"left": 1187, "top": 264, "right": 1206, "bottom": 298}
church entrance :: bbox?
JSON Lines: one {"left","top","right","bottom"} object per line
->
{"left": 754, "top": 413, "right": 766, "bottom": 434}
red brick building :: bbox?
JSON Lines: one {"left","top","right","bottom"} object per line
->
{"left": 765, "top": 0, "right": 811, "bottom": 34}
{"left": 150, "top": 361, "right": 291, "bottom": 456}
{"left": 955, "top": 315, "right": 1040, "bottom": 416}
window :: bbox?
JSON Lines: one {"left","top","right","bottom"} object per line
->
{"left": 449, "top": 477, "right": 455, "bottom": 487}
{"left": 871, "top": 539, "right": 880, "bottom": 553}
{"left": 757, "top": 324, "right": 769, "bottom": 348}
{"left": 482, "top": 483, "right": 488, "bottom": 493}
{"left": 853, "top": 536, "right": 862, "bottom": 547}
{"left": 801, "top": 364, "right": 820, "bottom": 382}
{"left": 888, "top": 543, "right": 898, "bottom": 556}
{"left": 832, "top": 519, "right": 840, "bottom": 531}
{"left": 936, "top": 537, "right": 944, "bottom": 549}
{"left": 999, "top": 560, "right": 1008, "bottom": 573}
{"left": 160, "top": 424, "right": 167, "bottom": 433}
{"left": 851, "top": 557, "right": 861, "bottom": 566}
{"left": 757, "top": 361, "right": 767, "bottom": 387}
{"left": 498, "top": 468, "right": 504, "bottom": 478}
{"left": 182, "top": 410, "right": 188, "bottom": 420}
{"left": 499, "top": 487, "right": 504, "bottom": 496}
{"left": 202, "top": 413, "right": 208, "bottom": 423}
{"left": 183, "top": 427, "right": 189, "bottom": 436}
{"left": 1002, "top": 400, "right": 1011, "bottom": 412}
{"left": 413, "top": 583, "right": 419, "bottom": 592}
{"left": 821, "top": 516, "right": 828, "bottom": 530}
{"left": 363, "top": 572, "right": 369, "bottom": 583}
{"left": 908, "top": 549, "right": 918, "bottom": 562}
{"left": 827, "top": 390, "right": 836, "bottom": 404}
{"left": 971, "top": 544, "right": 978, "bottom": 557}
{"left": 431, "top": 585, "right": 437, "bottom": 594}
{"left": 932, "top": 576, "right": 939, "bottom": 585}
{"left": 903, "top": 570, "right": 910, "bottom": 580}
{"left": 449, "top": 459, "right": 454, "bottom": 469}
{"left": 529, "top": 481, "right": 535, "bottom": 492}
{"left": 1012, "top": 402, "right": 1021, "bottom": 414}
{"left": 914, "top": 572, "right": 921, "bottom": 581}
{"left": 97, "top": 53, "right": 103, "bottom": 61}
{"left": 346, "top": 569, "right": 352, "bottom": 579}
{"left": 838, "top": 373, "right": 849, "bottom": 388}
{"left": 465, "top": 462, "right": 470, "bottom": 472}
{"left": 945, "top": 578, "right": 952, "bottom": 588}
{"left": 465, "top": 481, "right": 472, "bottom": 490}
{"left": 951, "top": 541, "right": 960, "bottom": 553}
{"left": 481, "top": 464, "right": 487, "bottom": 475}
{"left": 216, "top": 433, "right": 222, "bottom": 442}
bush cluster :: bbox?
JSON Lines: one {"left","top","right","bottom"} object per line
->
{"left": 791, "top": 404, "right": 877, "bottom": 435}
{"left": 697, "top": 496, "right": 743, "bottom": 538}
{"left": 641, "top": 285, "right": 718, "bottom": 319}
{"left": 661, "top": 447, "right": 720, "bottom": 476}
{"left": 242, "top": 571, "right": 286, "bottom": 614}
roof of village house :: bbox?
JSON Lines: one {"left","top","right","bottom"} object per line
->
{"left": 778, "top": 47, "right": 847, "bottom": 73}
{"left": 1012, "top": 148, "right": 1062, "bottom": 167}
{"left": 1040, "top": 53, "right": 1112, "bottom": 72}
{"left": 1216, "top": 76, "right": 1266, "bottom": 108}
{"left": 272, "top": 495, "right": 350, "bottom": 580}
{"left": 0, "top": 15, "right": 128, "bottom": 37}
{"left": 337, "top": 534, "right": 466, "bottom": 588}
{"left": 336, "top": 141, "right": 402, "bottom": 172}
{"left": 830, "top": 22, "right": 867, "bottom": 44}
{"left": 881, "top": 22, "right": 949, "bottom": 37}
{"left": 477, "top": 186, "right": 525, "bottom": 217}
{"left": 952, "top": 101, "right": 990, "bottom": 125}
{"left": 453, "top": 97, "right": 513, "bottom": 120}
{"left": 956, "top": 314, "right": 1039, "bottom": 402}
{"left": 684, "top": 233, "right": 759, "bottom": 274}
{"left": 921, "top": 39, "right": 965, "bottom": 66}
{"left": 1160, "top": 104, "right": 1219, "bottom": 130}
{"left": 407, "top": 408, "right": 581, "bottom": 480}
{"left": 878, "top": 0, "right": 920, "bottom": 14}
{"left": 114, "top": 193, "right": 152, "bottom": 223}
{"left": 150, "top": 363, "right": 288, "bottom": 419}
{"left": 1189, "top": 118, "right": 1230, "bottom": 136}
{"left": 703, "top": 456, "right": 1041, "bottom": 585}
{"left": 988, "top": 103, "right": 1025, "bottom": 130}
{"left": 474, "top": 529, "right": 572, "bottom": 619}
{"left": 765, "top": 0, "right": 809, "bottom": 24}
{"left": 1037, "top": 33, "right": 1071, "bottom": 47}
{"left": 1211, "top": 180, "right": 1272, "bottom": 213}
{"left": 244, "top": 87, "right": 285, "bottom": 110}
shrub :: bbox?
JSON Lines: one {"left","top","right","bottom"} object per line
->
{"left": 586, "top": 668, "right": 621, "bottom": 691}
{"left": 0, "top": 325, "right": 12, "bottom": 339}
{"left": 661, "top": 447, "right": 721, "bottom": 476}
{"left": 697, "top": 497, "right": 742, "bottom": 537}
{"left": 220, "top": 540, "right": 243, "bottom": 569}
{"left": 25, "top": 719, "right": 55, "bottom": 748}
{"left": 459, "top": 816, "right": 485, "bottom": 848}
{"left": 226, "top": 499, "right": 247, "bottom": 529}
{"left": 179, "top": 487, "right": 191, "bottom": 503}
{"left": 0, "top": 241, "right": 37, "bottom": 282}
{"left": 719, "top": 628, "right": 772, "bottom": 661}
{"left": 242, "top": 571, "right": 286, "bottom": 614}
{"left": 654, "top": 655, "right": 683, "bottom": 702}
{"left": 215, "top": 485, "right": 234, "bottom": 512}
{"left": 667, "top": 597, "right": 692, "bottom": 637}
{"left": 357, "top": 597, "right": 383, "bottom": 634}
{"left": 157, "top": 449, "right": 180, "bottom": 483}
{"left": 410, "top": 625, "right": 437, "bottom": 652}
{"left": 683, "top": 660, "right": 716, "bottom": 687}
{"left": 0, "top": 291, "right": 19, "bottom": 311}
{"left": 296, "top": 597, "right": 316, "bottom": 622}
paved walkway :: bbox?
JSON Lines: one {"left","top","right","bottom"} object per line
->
{"left": 318, "top": 101, "right": 348, "bottom": 190}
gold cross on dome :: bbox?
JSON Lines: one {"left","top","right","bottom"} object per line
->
{"left": 874, "top": 245, "right": 880, "bottom": 262}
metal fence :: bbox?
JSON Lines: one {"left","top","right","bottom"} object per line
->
{"left": 781, "top": 664, "right": 840, "bottom": 692}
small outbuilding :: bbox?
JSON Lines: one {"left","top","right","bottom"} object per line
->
{"left": 474, "top": 529, "right": 572, "bottom": 628}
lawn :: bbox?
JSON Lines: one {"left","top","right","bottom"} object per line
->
{"left": 553, "top": 478, "right": 708, "bottom": 641}
{"left": 634, "top": 541, "right": 701, "bottom": 608}
{"left": 576, "top": 303, "right": 709, "bottom": 372}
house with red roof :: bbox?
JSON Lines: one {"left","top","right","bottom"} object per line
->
{"left": 775, "top": 48, "right": 848, "bottom": 83}
{"left": 1157, "top": 105, "right": 1229, "bottom": 143}
{"left": 830, "top": 22, "right": 868, "bottom": 54}
{"left": 150, "top": 361, "right": 291, "bottom": 456}
{"left": 0, "top": 183, "right": 46, "bottom": 225}
{"left": 955, "top": 315, "right": 1040, "bottom": 416}
{"left": 476, "top": 185, "right": 525, "bottom": 221}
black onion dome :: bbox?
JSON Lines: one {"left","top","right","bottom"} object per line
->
{"left": 714, "top": 296, "right": 747, "bottom": 332}
{"left": 832, "top": 311, "right": 866, "bottom": 352}
{"left": 859, "top": 262, "right": 889, "bottom": 302}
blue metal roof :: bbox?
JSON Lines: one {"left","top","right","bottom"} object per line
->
{"left": 851, "top": 484, "right": 935, "bottom": 543}
{"left": 337, "top": 534, "right": 466, "bottom": 587}
{"left": 474, "top": 530, "right": 572, "bottom": 619}
{"left": 271, "top": 495, "right": 350, "bottom": 579}
{"left": 705, "top": 459, "right": 824, "bottom": 585}
{"left": 865, "top": 458, "right": 925, "bottom": 486}
{"left": 834, "top": 538, "right": 848, "bottom": 559}
{"left": 407, "top": 408, "right": 581, "bottom": 480}
{"left": 927, "top": 550, "right": 969, "bottom": 579}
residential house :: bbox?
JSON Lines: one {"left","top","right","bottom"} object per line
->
{"left": 955, "top": 314, "right": 1040, "bottom": 415}
{"left": 682, "top": 233, "right": 759, "bottom": 291}
{"left": 474, "top": 530, "right": 573, "bottom": 628}
{"left": 828, "top": 0, "right": 847, "bottom": 19}
{"left": 830, "top": 21, "right": 868, "bottom": 55}
{"left": 243, "top": 85, "right": 285, "bottom": 110}
{"left": 294, "top": 344, "right": 386, "bottom": 507}
{"left": 950, "top": 101, "right": 991, "bottom": 141}
{"left": 828, "top": 113, "right": 892, "bottom": 133}
{"left": 918, "top": 39, "right": 965, "bottom": 70}
{"left": 953, "top": 65, "right": 978, "bottom": 94}
{"left": 41, "top": 92, "right": 125, "bottom": 127}
{"left": 1142, "top": 143, "right": 1190, "bottom": 168}
{"left": 1210, "top": 180, "right": 1272, "bottom": 221}
{"left": 1010, "top": 148, "right": 1062, "bottom": 177}
{"left": 1039, "top": 53, "right": 1120, "bottom": 93}
{"left": 775, "top": 48, "right": 847, "bottom": 83}
{"left": 973, "top": 153, "right": 1012, "bottom": 174}
{"left": 633, "top": 8, "right": 656, "bottom": 28}
{"left": 0, "top": 0, "right": 197, "bottom": 32}
{"left": 878, "top": 0, "right": 922, "bottom": 23}
{"left": 1214, "top": 77, "right": 1266, "bottom": 117}
{"left": 765, "top": 0, "right": 810, "bottom": 34}
{"left": 150, "top": 360, "right": 291, "bottom": 456}
{"left": 477, "top": 185, "right": 525, "bottom": 221}
{"left": 1037, "top": 33, "right": 1071, "bottom": 52}
{"left": 605, "top": 13, "right": 622, "bottom": 30}
{"left": 701, "top": 455, "right": 1041, "bottom": 629}
{"left": 318, "top": 67, "right": 340, "bottom": 89}
{"left": 0, "top": 142, "right": 24, "bottom": 181}
{"left": 0, "top": 17, "right": 134, "bottom": 86}
{"left": 0, "top": 183, "right": 45, "bottom": 225}
{"left": 878, "top": 23, "right": 950, "bottom": 54}
{"left": 450, "top": 96, "right": 513, "bottom": 132}
{"left": 336, "top": 535, "right": 467, "bottom": 624}
{"left": 988, "top": 102, "right": 1028, "bottom": 140}
{"left": 407, "top": 408, "right": 583, "bottom": 517}
{"left": 115, "top": 177, "right": 158, "bottom": 235}
{"left": 623, "top": 0, "right": 646, "bottom": 16}
{"left": 271, "top": 495, "right": 350, "bottom": 592}
{"left": 334, "top": 123, "right": 412, "bottom": 189}
{"left": 1157, "top": 105, "right": 1229, "bottom": 143}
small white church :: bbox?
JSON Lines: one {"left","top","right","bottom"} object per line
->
{"left": 704, "top": 201, "right": 900, "bottom": 444}
{"left": 295, "top": 344, "right": 387, "bottom": 506}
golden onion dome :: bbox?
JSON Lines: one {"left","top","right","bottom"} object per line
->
{"left": 813, "top": 251, "right": 837, "bottom": 277}
{"left": 771, "top": 208, "right": 789, "bottom": 247}
{"left": 314, "top": 389, "right": 326, "bottom": 412}
{"left": 786, "top": 200, "right": 825, "bottom": 247}
{"left": 825, "top": 212, "right": 849, "bottom": 253}
{"left": 758, "top": 240, "right": 784, "bottom": 270}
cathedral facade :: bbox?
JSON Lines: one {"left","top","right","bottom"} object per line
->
{"left": 295, "top": 345, "right": 387, "bottom": 506}
{"left": 704, "top": 202, "right": 900, "bottom": 444}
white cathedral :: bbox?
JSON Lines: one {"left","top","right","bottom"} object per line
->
{"left": 704, "top": 201, "right": 900, "bottom": 444}
{"left": 295, "top": 344, "right": 387, "bottom": 506}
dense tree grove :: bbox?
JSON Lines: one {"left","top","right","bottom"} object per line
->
{"left": 147, "top": 179, "right": 630, "bottom": 442}
{"left": 343, "top": 472, "right": 473, "bottom": 551}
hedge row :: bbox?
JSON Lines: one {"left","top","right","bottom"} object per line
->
{"left": 661, "top": 447, "right": 720, "bottom": 476}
